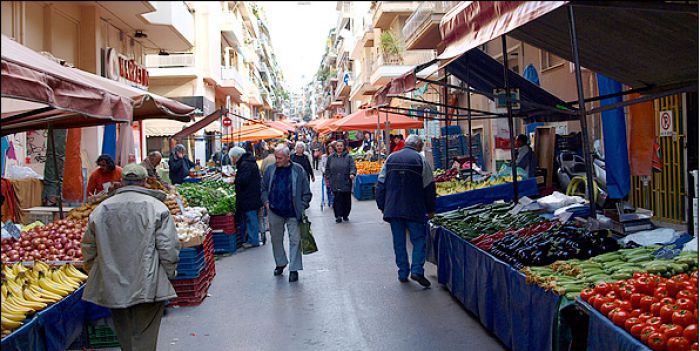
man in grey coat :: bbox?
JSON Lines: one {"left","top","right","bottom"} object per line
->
{"left": 81, "top": 163, "right": 180, "bottom": 351}
{"left": 261, "top": 145, "right": 312, "bottom": 282}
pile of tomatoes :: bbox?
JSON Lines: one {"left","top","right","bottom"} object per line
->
{"left": 580, "top": 271, "right": 699, "bottom": 351}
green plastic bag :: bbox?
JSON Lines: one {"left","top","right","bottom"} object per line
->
{"left": 300, "top": 214, "right": 318, "bottom": 255}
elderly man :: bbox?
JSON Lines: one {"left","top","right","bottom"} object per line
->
{"left": 81, "top": 163, "right": 180, "bottom": 350}
{"left": 376, "top": 135, "right": 436, "bottom": 287}
{"left": 261, "top": 145, "right": 312, "bottom": 282}
{"left": 140, "top": 151, "right": 163, "bottom": 181}
{"left": 229, "top": 146, "right": 263, "bottom": 248}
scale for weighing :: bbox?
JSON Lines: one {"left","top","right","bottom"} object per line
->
{"left": 605, "top": 204, "right": 654, "bottom": 235}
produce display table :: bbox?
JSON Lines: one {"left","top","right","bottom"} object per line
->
{"left": 2, "top": 285, "right": 87, "bottom": 351}
{"left": 575, "top": 298, "right": 650, "bottom": 351}
{"left": 353, "top": 174, "right": 379, "bottom": 201}
{"left": 435, "top": 227, "right": 571, "bottom": 351}
{"left": 435, "top": 178, "right": 538, "bottom": 213}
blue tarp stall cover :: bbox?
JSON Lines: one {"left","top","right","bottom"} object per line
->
{"left": 435, "top": 178, "right": 538, "bottom": 213}
{"left": 577, "top": 298, "right": 649, "bottom": 351}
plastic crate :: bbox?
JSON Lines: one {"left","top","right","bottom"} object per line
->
{"left": 353, "top": 182, "right": 376, "bottom": 201}
{"left": 210, "top": 213, "right": 236, "bottom": 233}
{"left": 213, "top": 233, "right": 238, "bottom": 254}
{"left": 175, "top": 254, "right": 205, "bottom": 279}
{"left": 88, "top": 325, "right": 120, "bottom": 349}
{"left": 169, "top": 261, "right": 215, "bottom": 307}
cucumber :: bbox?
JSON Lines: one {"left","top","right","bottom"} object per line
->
{"left": 627, "top": 255, "right": 653, "bottom": 263}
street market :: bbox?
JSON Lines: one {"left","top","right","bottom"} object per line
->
{"left": 1, "top": 1, "right": 699, "bottom": 351}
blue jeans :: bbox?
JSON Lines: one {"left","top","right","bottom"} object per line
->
{"left": 389, "top": 219, "right": 428, "bottom": 279}
{"left": 240, "top": 210, "right": 260, "bottom": 245}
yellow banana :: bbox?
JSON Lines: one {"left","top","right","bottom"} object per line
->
{"left": 56, "top": 269, "right": 81, "bottom": 288}
{"left": 7, "top": 294, "right": 44, "bottom": 311}
{"left": 23, "top": 287, "right": 54, "bottom": 305}
{"left": 1, "top": 284, "right": 7, "bottom": 300}
{"left": 29, "top": 286, "right": 62, "bottom": 302}
{"left": 34, "top": 261, "right": 50, "bottom": 272}
{"left": 1, "top": 301, "right": 29, "bottom": 316}
{"left": 5, "top": 280, "right": 23, "bottom": 296}
{"left": 38, "top": 278, "right": 71, "bottom": 297}
{"left": 50, "top": 270, "right": 77, "bottom": 290}
{"left": 64, "top": 265, "right": 88, "bottom": 281}
{"left": 1, "top": 316, "right": 23, "bottom": 329}
{"left": 2, "top": 297, "right": 34, "bottom": 314}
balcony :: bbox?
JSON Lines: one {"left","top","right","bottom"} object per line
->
{"left": 370, "top": 50, "right": 436, "bottom": 86}
{"left": 372, "top": 1, "right": 422, "bottom": 29}
{"left": 145, "top": 53, "right": 196, "bottom": 79}
{"left": 220, "top": 66, "right": 245, "bottom": 93}
{"left": 349, "top": 59, "right": 377, "bottom": 101}
{"left": 221, "top": 11, "right": 244, "bottom": 45}
{"left": 351, "top": 24, "right": 374, "bottom": 60}
{"left": 402, "top": 1, "right": 459, "bottom": 50}
{"left": 335, "top": 70, "right": 353, "bottom": 100}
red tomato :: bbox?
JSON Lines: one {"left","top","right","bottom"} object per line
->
{"left": 691, "top": 271, "right": 698, "bottom": 280}
{"left": 612, "top": 310, "right": 630, "bottom": 327}
{"left": 673, "top": 274, "right": 690, "bottom": 282}
{"left": 625, "top": 317, "right": 641, "bottom": 332}
{"left": 692, "top": 342, "right": 698, "bottom": 351}
{"left": 661, "top": 297, "right": 678, "bottom": 306}
{"left": 607, "top": 291, "right": 618, "bottom": 300}
{"left": 629, "top": 309, "right": 642, "bottom": 318}
{"left": 637, "top": 277, "right": 655, "bottom": 295}
{"left": 667, "top": 336, "right": 691, "bottom": 351}
{"left": 641, "top": 296, "right": 658, "bottom": 312}
{"left": 630, "top": 293, "right": 645, "bottom": 309}
{"left": 617, "top": 300, "right": 633, "bottom": 312}
{"left": 608, "top": 307, "right": 623, "bottom": 321}
{"left": 620, "top": 286, "right": 634, "bottom": 300}
{"left": 684, "top": 324, "right": 698, "bottom": 342}
{"left": 660, "top": 324, "right": 684, "bottom": 339}
{"left": 634, "top": 272, "right": 650, "bottom": 279}
{"left": 581, "top": 288, "right": 596, "bottom": 302}
{"left": 593, "top": 296, "right": 611, "bottom": 310}
{"left": 673, "top": 310, "right": 696, "bottom": 327}
{"left": 647, "top": 317, "right": 664, "bottom": 328}
{"left": 647, "top": 332, "right": 668, "bottom": 351}
{"left": 678, "top": 290, "right": 694, "bottom": 299}
{"left": 631, "top": 323, "right": 646, "bottom": 338}
{"left": 677, "top": 298, "right": 696, "bottom": 311}
{"left": 656, "top": 287, "right": 671, "bottom": 300}
{"left": 601, "top": 302, "right": 618, "bottom": 316}
{"left": 595, "top": 282, "right": 611, "bottom": 295}
{"left": 638, "top": 312, "right": 655, "bottom": 323}
{"left": 652, "top": 302, "right": 664, "bottom": 317}
{"left": 641, "top": 325, "right": 659, "bottom": 344}
{"left": 661, "top": 305, "right": 681, "bottom": 323}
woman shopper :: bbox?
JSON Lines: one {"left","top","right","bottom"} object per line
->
{"left": 325, "top": 140, "right": 357, "bottom": 223}
{"left": 320, "top": 141, "right": 336, "bottom": 207}
{"left": 291, "top": 141, "right": 315, "bottom": 183}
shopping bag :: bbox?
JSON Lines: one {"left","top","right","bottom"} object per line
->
{"left": 300, "top": 214, "right": 318, "bottom": 255}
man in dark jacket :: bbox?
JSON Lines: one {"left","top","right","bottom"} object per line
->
{"left": 230, "top": 147, "right": 263, "bottom": 248}
{"left": 168, "top": 144, "right": 195, "bottom": 185}
{"left": 291, "top": 141, "right": 315, "bottom": 183}
{"left": 376, "top": 135, "right": 436, "bottom": 287}
{"left": 324, "top": 140, "right": 357, "bottom": 223}
{"left": 261, "top": 145, "right": 312, "bottom": 282}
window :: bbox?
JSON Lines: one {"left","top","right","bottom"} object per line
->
{"left": 541, "top": 50, "right": 565, "bottom": 70}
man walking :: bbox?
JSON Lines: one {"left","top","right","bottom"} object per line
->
{"left": 229, "top": 146, "right": 263, "bottom": 248}
{"left": 262, "top": 145, "right": 312, "bottom": 282}
{"left": 81, "top": 164, "right": 180, "bottom": 350}
{"left": 376, "top": 135, "right": 436, "bottom": 287}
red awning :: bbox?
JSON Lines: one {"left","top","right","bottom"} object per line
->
{"left": 328, "top": 109, "right": 423, "bottom": 132}
{"left": 266, "top": 120, "right": 295, "bottom": 132}
{"left": 438, "top": 1, "right": 568, "bottom": 64}
{"left": 1, "top": 34, "right": 133, "bottom": 135}
{"left": 172, "top": 108, "right": 226, "bottom": 140}
{"left": 314, "top": 115, "right": 345, "bottom": 134}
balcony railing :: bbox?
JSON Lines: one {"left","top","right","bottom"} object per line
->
{"left": 145, "top": 53, "right": 195, "bottom": 68}
{"left": 372, "top": 49, "right": 435, "bottom": 72}
{"left": 402, "top": 1, "right": 459, "bottom": 42}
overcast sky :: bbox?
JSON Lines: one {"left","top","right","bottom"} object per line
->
{"left": 259, "top": 1, "right": 338, "bottom": 94}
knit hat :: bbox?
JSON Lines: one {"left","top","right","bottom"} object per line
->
{"left": 122, "top": 163, "right": 148, "bottom": 181}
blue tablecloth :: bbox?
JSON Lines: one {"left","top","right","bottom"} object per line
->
{"left": 436, "top": 227, "right": 563, "bottom": 351}
{"left": 2, "top": 286, "right": 87, "bottom": 351}
{"left": 435, "top": 178, "right": 539, "bottom": 213}
{"left": 577, "top": 298, "right": 651, "bottom": 351}
{"left": 354, "top": 174, "right": 378, "bottom": 184}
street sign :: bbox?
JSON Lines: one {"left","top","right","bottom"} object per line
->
{"left": 222, "top": 117, "right": 232, "bottom": 127}
{"left": 659, "top": 110, "right": 673, "bottom": 137}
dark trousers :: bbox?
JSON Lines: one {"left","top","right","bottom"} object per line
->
{"left": 110, "top": 302, "right": 165, "bottom": 351}
{"left": 333, "top": 191, "right": 352, "bottom": 219}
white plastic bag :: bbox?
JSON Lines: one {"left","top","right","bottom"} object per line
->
{"left": 538, "top": 191, "right": 585, "bottom": 212}
{"left": 620, "top": 228, "right": 679, "bottom": 246}
{"left": 8, "top": 165, "right": 42, "bottom": 180}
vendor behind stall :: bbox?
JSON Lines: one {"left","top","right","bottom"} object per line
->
{"left": 87, "top": 155, "right": 123, "bottom": 198}
{"left": 515, "top": 134, "right": 538, "bottom": 178}
{"left": 168, "top": 144, "right": 195, "bottom": 185}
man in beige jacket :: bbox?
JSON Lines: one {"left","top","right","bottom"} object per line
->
{"left": 81, "top": 163, "right": 180, "bottom": 351}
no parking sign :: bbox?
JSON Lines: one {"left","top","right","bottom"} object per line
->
{"left": 659, "top": 110, "right": 673, "bottom": 136}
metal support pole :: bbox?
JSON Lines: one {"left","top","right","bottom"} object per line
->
{"left": 568, "top": 6, "right": 597, "bottom": 217}
{"left": 48, "top": 124, "right": 64, "bottom": 219}
{"left": 443, "top": 72, "right": 449, "bottom": 169}
{"left": 466, "top": 56, "right": 474, "bottom": 182}
{"left": 501, "top": 35, "right": 519, "bottom": 201}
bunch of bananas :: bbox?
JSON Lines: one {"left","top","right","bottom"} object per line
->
{"left": 1, "top": 262, "right": 88, "bottom": 336}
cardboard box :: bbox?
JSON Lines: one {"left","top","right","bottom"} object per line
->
{"left": 180, "top": 235, "right": 204, "bottom": 248}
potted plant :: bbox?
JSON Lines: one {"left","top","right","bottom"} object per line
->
{"left": 380, "top": 31, "right": 402, "bottom": 63}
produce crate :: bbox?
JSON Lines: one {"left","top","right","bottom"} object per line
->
{"left": 353, "top": 182, "right": 376, "bottom": 201}
{"left": 87, "top": 325, "right": 120, "bottom": 349}
{"left": 210, "top": 213, "right": 236, "bottom": 233}
{"left": 213, "top": 232, "right": 238, "bottom": 254}
{"left": 169, "top": 259, "right": 215, "bottom": 307}
{"left": 175, "top": 253, "right": 206, "bottom": 279}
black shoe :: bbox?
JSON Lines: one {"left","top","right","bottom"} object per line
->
{"left": 274, "top": 265, "right": 286, "bottom": 276}
{"left": 289, "top": 271, "right": 299, "bottom": 282}
{"left": 410, "top": 274, "right": 431, "bottom": 287}
{"left": 398, "top": 277, "right": 409, "bottom": 283}
{"left": 342, "top": 217, "right": 349, "bottom": 222}
{"left": 335, "top": 217, "right": 342, "bottom": 223}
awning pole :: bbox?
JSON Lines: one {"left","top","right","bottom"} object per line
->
{"left": 568, "top": 5, "right": 597, "bottom": 217}
{"left": 466, "top": 55, "right": 473, "bottom": 182}
{"left": 48, "top": 124, "right": 64, "bottom": 219}
{"left": 501, "top": 35, "right": 519, "bottom": 202}
{"left": 443, "top": 72, "right": 449, "bottom": 170}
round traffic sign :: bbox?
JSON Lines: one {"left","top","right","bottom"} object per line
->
{"left": 661, "top": 111, "right": 671, "bottom": 130}
{"left": 222, "top": 117, "right": 232, "bottom": 127}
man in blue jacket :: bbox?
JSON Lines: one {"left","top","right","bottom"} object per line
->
{"left": 376, "top": 135, "right": 436, "bottom": 287}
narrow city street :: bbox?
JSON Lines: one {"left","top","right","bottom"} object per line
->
{"left": 157, "top": 169, "right": 505, "bottom": 351}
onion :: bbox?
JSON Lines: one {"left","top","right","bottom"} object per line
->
{"left": 21, "top": 239, "right": 30, "bottom": 246}
{"left": 38, "top": 244, "right": 46, "bottom": 250}
{"left": 65, "top": 242, "right": 73, "bottom": 250}
{"left": 31, "top": 238, "right": 41, "bottom": 246}
{"left": 8, "top": 250, "right": 18, "bottom": 256}
{"left": 10, "top": 254, "right": 19, "bottom": 261}
{"left": 66, "top": 249, "right": 75, "bottom": 257}
{"left": 46, "top": 239, "right": 54, "bottom": 245}
{"left": 39, "top": 238, "right": 47, "bottom": 244}
{"left": 55, "top": 243, "right": 63, "bottom": 250}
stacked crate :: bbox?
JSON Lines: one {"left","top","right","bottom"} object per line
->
{"left": 168, "top": 231, "right": 216, "bottom": 307}
{"left": 209, "top": 213, "right": 239, "bottom": 253}
{"left": 431, "top": 135, "right": 468, "bottom": 170}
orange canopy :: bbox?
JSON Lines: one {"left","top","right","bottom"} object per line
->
{"left": 328, "top": 109, "right": 423, "bottom": 132}
{"left": 315, "top": 115, "right": 345, "bottom": 134}
{"left": 266, "top": 120, "right": 295, "bottom": 132}
{"left": 223, "top": 124, "right": 286, "bottom": 142}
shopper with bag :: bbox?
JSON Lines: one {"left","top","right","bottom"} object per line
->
{"left": 261, "top": 145, "right": 312, "bottom": 282}
{"left": 376, "top": 135, "right": 436, "bottom": 287}
{"left": 310, "top": 136, "right": 323, "bottom": 170}
{"left": 325, "top": 140, "right": 357, "bottom": 223}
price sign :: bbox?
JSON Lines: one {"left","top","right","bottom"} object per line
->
{"left": 4, "top": 221, "right": 21, "bottom": 240}
{"left": 659, "top": 110, "right": 673, "bottom": 137}
{"left": 222, "top": 117, "right": 232, "bottom": 127}
{"left": 175, "top": 197, "right": 186, "bottom": 213}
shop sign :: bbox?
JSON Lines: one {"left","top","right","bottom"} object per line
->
{"left": 659, "top": 110, "right": 673, "bottom": 137}
{"left": 102, "top": 47, "right": 149, "bottom": 90}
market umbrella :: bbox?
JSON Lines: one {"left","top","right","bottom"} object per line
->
{"left": 266, "top": 120, "right": 295, "bottom": 133}
{"left": 314, "top": 115, "right": 345, "bottom": 134}
{"left": 223, "top": 124, "right": 286, "bottom": 142}
{"left": 328, "top": 109, "right": 423, "bottom": 132}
